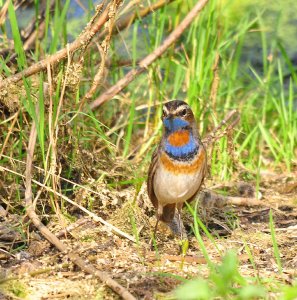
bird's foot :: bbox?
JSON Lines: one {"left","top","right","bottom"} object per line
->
{"left": 167, "top": 215, "right": 187, "bottom": 240}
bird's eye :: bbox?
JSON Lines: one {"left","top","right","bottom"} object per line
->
{"left": 181, "top": 109, "right": 187, "bottom": 116}
{"left": 162, "top": 109, "right": 166, "bottom": 118}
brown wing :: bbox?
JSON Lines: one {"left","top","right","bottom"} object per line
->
{"left": 147, "top": 146, "right": 159, "bottom": 209}
{"left": 147, "top": 146, "right": 177, "bottom": 222}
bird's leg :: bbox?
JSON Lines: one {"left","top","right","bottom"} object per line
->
{"left": 150, "top": 206, "right": 162, "bottom": 250}
{"left": 176, "top": 203, "right": 189, "bottom": 256}
{"left": 153, "top": 214, "right": 160, "bottom": 241}
{"left": 177, "top": 209, "right": 183, "bottom": 240}
{"left": 176, "top": 203, "right": 187, "bottom": 240}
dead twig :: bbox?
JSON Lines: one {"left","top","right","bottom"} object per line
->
{"left": 56, "top": 218, "right": 89, "bottom": 238}
{"left": 0, "top": 1, "right": 120, "bottom": 89}
{"left": 265, "top": 225, "right": 297, "bottom": 232}
{"left": 0, "top": 0, "right": 9, "bottom": 26}
{"left": 24, "top": 116, "right": 136, "bottom": 300}
{"left": 73, "top": 1, "right": 120, "bottom": 119}
{"left": 200, "top": 190, "right": 266, "bottom": 209}
{"left": 90, "top": 0, "right": 210, "bottom": 109}
{"left": 224, "top": 196, "right": 263, "bottom": 207}
{"left": 0, "top": 109, "right": 20, "bottom": 158}
{"left": 202, "top": 109, "right": 240, "bottom": 147}
{"left": 0, "top": 268, "right": 56, "bottom": 285}
{"left": 0, "top": 248, "right": 16, "bottom": 258}
{"left": 101, "top": 0, "right": 176, "bottom": 38}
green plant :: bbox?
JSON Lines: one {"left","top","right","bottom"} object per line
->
{"left": 175, "top": 251, "right": 266, "bottom": 300}
{"left": 269, "top": 210, "right": 282, "bottom": 273}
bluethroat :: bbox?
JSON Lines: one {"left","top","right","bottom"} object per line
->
{"left": 147, "top": 100, "right": 207, "bottom": 240}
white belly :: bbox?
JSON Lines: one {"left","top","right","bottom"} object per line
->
{"left": 153, "top": 164, "right": 203, "bottom": 206}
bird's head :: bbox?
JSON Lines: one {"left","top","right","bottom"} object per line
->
{"left": 161, "top": 100, "right": 195, "bottom": 133}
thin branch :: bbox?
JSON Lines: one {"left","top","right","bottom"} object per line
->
{"left": 100, "top": 0, "right": 176, "bottom": 38}
{"left": 0, "top": 268, "right": 52, "bottom": 285}
{"left": 202, "top": 109, "right": 240, "bottom": 147}
{"left": 73, "top": 1, "right": 119, "bottom": 118}
{"left": 90, "top": 0, "right": 210, "bottom": 109}
{"left": 0, "top": 1, "right": 115, "bottom": 89}
{"left": 56, "top": 218, "right": 89, "bottom": 238}
{"left": 24, "top": 117, "right": 136, "bottom": 300}
{"left": 0, "top": 109, "right": 20, "bottom": 157}
{"left": 225, "top": 196, "right": 264, "bottom": 206}
{"left": 200, "top": 190, "right": 268, "bottom": 209}
{"left": 0, "top": 248, "right": 15, "bottom": 258}
{"left": 0, "top": 0, "right": 9, "bottom": 26}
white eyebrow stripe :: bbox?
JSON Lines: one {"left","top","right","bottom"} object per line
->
{"left": 163, "top": 105, "right": 169, "bottom": 114}
{"left": 174, "top": 105, "right": 189, "bottom": 114}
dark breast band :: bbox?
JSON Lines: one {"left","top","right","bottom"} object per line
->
{"left": 165, "top": 145, "right": 199, "bottom": 161}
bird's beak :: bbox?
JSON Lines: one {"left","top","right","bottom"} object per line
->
{"left": 165, "top": 114, "right": 174, "bottom": 121}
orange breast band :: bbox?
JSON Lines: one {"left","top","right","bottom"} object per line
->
{"left": 167, "top": 130, "right": 190, "bottom": 147}
{"left": 160, "top": 149, "right": 206, "bottom": 174}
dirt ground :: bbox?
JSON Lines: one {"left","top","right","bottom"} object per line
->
{"left": 0, "top": 172, "right": 296, "bottom": 299}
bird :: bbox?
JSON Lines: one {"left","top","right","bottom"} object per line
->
{"left": 147, "top": 100, "right": 207, "bottom": 241}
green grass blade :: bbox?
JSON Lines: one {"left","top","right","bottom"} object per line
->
{"left": 269, "top": 210, "right": 282, "bottom": 273}
{"left": 7, "top": 0, "right": 27, "bottom": 69}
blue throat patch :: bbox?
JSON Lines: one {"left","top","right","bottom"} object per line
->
{"left": 163, "top": 118, "right": 198, "bottom": 158}
{"left": 165, "top": 135, "right": 197, "bottom": 158}
{"left": 163, "top": 118, "right": 189, "bottom": 132}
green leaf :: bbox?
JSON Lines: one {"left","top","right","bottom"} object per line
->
{"left": 237, "top": 285, "right": 266, "bottom": 299}
{"left": 175, "top": 279, "right": 211, "bottom": 300}
{"left": 8, "top": 0, "right": 27, "bottom": 70}
{"left": 282, "top": 283, "right": 297, "bottom": 300}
